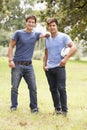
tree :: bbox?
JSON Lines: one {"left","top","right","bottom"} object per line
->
{"left": 0, "top": 0, "right": 3, "bottom": 11}
{"left": 39, "top": 0, "right": 87, "bottom": 41}
{"left": 59, "top": 0, "right": 87, "bottom": 40}
{"left": 0, "top": 0, "right": 36, "bottom": 31}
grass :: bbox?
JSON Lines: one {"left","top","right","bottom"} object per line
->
{"left": 0, "top": 57, "right": 87, "bottom": 130}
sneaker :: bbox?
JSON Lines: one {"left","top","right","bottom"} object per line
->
{"left": 10, "top": 107, "right": 17, "bottom": 112}
{"left": 62, "top": 111, "right": 67, "bottom": 116}
{"left": 55, "top": 109, "right": 62, "bottom": 114}
{"left": 31, "top": 108, "right": 38, "bottom": 114}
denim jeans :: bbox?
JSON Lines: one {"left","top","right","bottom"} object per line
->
{"left": 11, "top": 64, "right": 38, "bottom": 110}
{"left": 45, "top": 66, "right": 68, "bottom": 112}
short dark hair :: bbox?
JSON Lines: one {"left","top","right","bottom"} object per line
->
{"left": 47, "top": 18, "right": 58, "bottom": 26}
{"left": 25, "top": 14, "right": 37, "bottom": 23}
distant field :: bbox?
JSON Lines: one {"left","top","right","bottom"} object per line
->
{"left": 0, "top": 57, "right": 87, "bottom": 130}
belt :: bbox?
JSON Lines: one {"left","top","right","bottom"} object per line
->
{"left": 14, "top": 61, "right": 32, "bottom": 66}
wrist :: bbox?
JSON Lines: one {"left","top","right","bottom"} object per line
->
{"left": 9, "top": 59, "right": 13, "bottom": 62}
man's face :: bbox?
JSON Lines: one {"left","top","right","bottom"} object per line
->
{"left": 26, "top": 18, "right": 36, "bottom": 31}
{"left": 48, "top": 22, "right": 58, "bottom": 34}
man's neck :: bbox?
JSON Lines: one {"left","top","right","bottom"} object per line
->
{"left": 51, "top": 31, "right": 58, "bottom": 38}
{"left": 25, "top": 28, "right": 32, "bottom": 33}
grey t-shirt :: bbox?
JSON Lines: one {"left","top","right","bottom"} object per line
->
{"left": 45, "top": 32, "right": 72, "bottom": 69}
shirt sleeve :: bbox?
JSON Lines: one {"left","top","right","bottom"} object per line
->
{"left": 64, "top": 34, "right": 72, "bottom": 45}
{"left": 12, "top": 30, "right": 19, "bottom": 41}
{"left": 35, "top": 32, "right": 41, "bottom": 41}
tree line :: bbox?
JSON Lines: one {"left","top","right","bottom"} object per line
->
{"left": 0, "top": 0, "right": 87, "bottom": 56}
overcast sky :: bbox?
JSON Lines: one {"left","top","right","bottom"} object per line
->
{"left": 20, "top": 0, "right": 46, "bottom": 11}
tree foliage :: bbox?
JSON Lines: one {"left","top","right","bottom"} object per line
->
{"left": 39, "top": 0, "right": 87, "bottom": 40}
{"left": 0, "top": 0, "right": 36, "bottom": 31}
{"left": 0, "top": 0, "right": 3, "bottom": 11}
{"left": 0, "top": 0, "right": 87, "bottom": 42}
{"left": 59, "top": 0, "right": 87, "bottom": 40}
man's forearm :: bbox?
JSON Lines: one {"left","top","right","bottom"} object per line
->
{"left": 64, "top": 45, "right": 77, "bottom": 61}
{"left": 39, "top": 33, "right": 50, "bottom": 39}
{"left": 8, "top": 45, "right": 13, "bottom": 61}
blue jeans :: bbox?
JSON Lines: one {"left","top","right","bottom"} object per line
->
{"left": 11, "top": 64, "right": 38, "bottom": 110}
{"left": 45, "top": 66, "right": 68, "bottom": 112}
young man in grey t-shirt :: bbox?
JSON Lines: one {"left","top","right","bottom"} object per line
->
{"left": 43, "top": 18, "right": 77, "bottom": 115}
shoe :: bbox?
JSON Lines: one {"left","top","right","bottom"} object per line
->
{"left": 10, "top": 107, "right": 17, "bottom": 112}
{"left": 62, "top": 111, "right": 67, "bottom": 116}
{"left": 31, "top": 108, "right": 38, "bottom": 114}
{"left": 55, "top": 109, "right": 62, "bottom": 114}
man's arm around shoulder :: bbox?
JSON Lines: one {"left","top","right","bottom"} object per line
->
{"left": 39, "top": 32, "right": 50, "bottom": 39}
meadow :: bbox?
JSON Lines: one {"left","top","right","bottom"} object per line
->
{"left": 0, "top": 57, "right": 87, "bottom": 130}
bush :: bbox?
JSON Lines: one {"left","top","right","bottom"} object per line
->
{"left": 0, "top": 30, "right": 12, "bottom": 47}
{"left": 0, "top": 46, "right": 8, "bottom": 56}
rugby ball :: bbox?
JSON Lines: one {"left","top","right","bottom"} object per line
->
{"left": 61, "top": 47, "right": 70, "bottom": 57}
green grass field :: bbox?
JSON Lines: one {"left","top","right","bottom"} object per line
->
{"left": 0, "top": 57, "right": 87, "bottom": 130}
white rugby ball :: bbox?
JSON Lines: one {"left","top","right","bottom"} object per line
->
{"left": 61, "top": 47, "right": 70, "bottom": 57}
